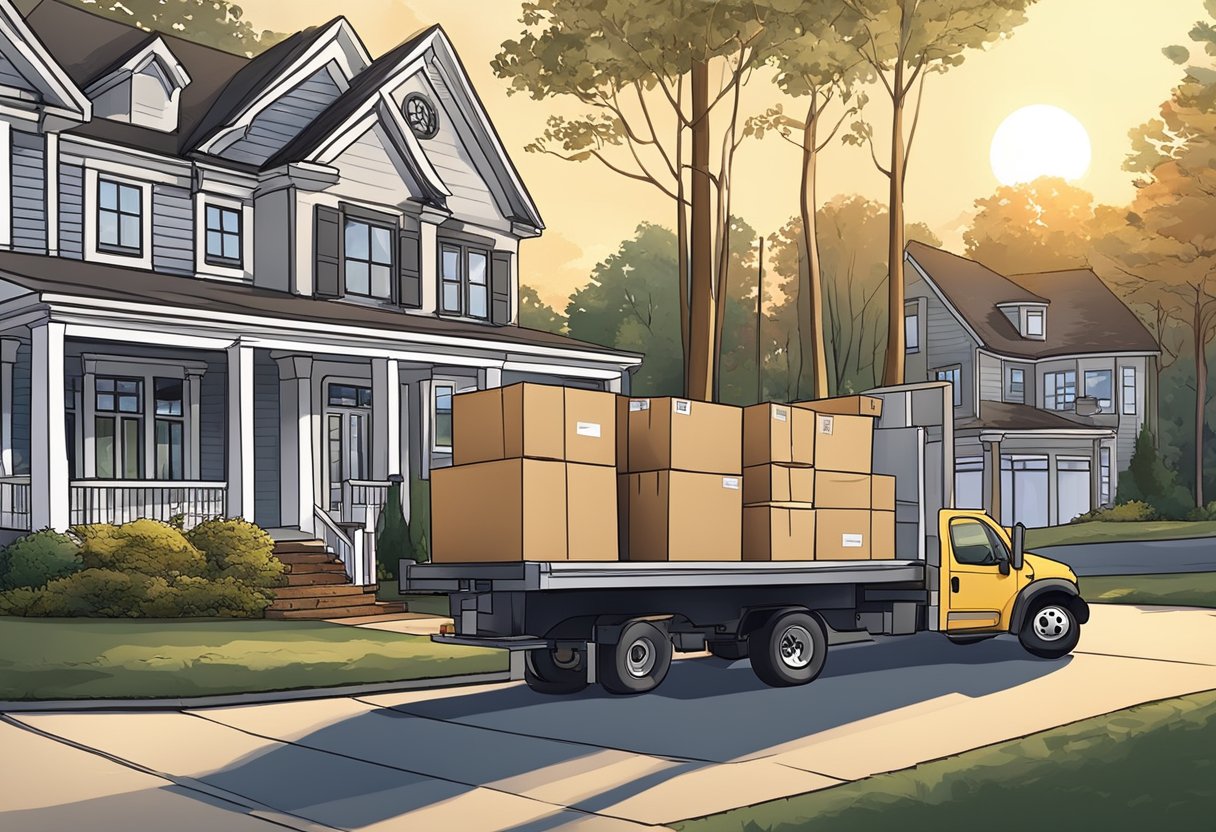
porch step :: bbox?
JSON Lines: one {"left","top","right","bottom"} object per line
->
{"left": 272, "top": 540, "right": 330, "bottom": 556}
{"left": 273, "top": 551, "right": 336, "bottom": 565}
{"left": 266, "top": 537, "right": 408, "bottom": 622}
{"left": 279, "top": 560, "right": 347, "bottom": 575}
{"left": 279, "top": 571, "right": 349, "bottom": 587}
{"left": 265, "top": 601, "right": 408, "bottom": 620}
{"left": 268, "top": 590, "right": 382, "bottom": 612}
{"left": 272, "top": 584, "right": 369, "bottom": 600}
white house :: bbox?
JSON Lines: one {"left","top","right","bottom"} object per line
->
{"left": 903, "top": 241, "right": 1159, "bottom": 528}
{"left": 0, "top": 0, "right": 641, "bottom": 584}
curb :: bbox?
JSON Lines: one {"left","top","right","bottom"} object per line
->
{"left": 0, "top": 667, "right": 521, "bottom": 713}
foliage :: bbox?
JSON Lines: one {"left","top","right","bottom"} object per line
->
{"left": 67, "top": 0, "right": 285, "bottom": 56}
{"left": 518, "top": 285, "right": 567, "bottom": 334}
{"left": 1117, "top": 424, "right": 1194, "bottom": 520}
{"left": 1189, "top": 502, "right": 1216, "bottom": 521}
{"left": 1072, "top": 501, "right": 1158, "bottom": 524}
{"left": 375, "top": 479, "right": 416, "bottom": 582}
{"left": 0, "top": 530, "right": 82, "bottom": 590}
{"left": 186, "top": 518, "right": 282, "bottom": 587}
{"left": 409, "top": 475, "right": 431, "bottom": 564}
{"left": 75, "top": 519, "right": 207, "bottom": 576}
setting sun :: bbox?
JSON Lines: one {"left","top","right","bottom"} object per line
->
{"left": 990, "top": 104, "right": 1092, "bottom": 186}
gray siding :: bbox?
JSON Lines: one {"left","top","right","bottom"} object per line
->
{"left": 200, "top": 354, "right": 227, "bottom": 482}
{"left": 978, "top": 353, "right": 1002, "bottom": 403}
{"left": 330, "top": 125, "right": 420, "bottom": 205}
{"left": 152, "top": 184, "right": 194, "bottom": 274}
{"left": 253, "top": 350, "right": 280, "bottom": 528}
{"left": 222, "top": 66, "right": 342, "bottom": 166}
{"left": 906, "top": 272, "right": 978, "bottom": 417}
{"left": 11, "top": 339, "right": 30, "bottom": 475}
{"left": 11, "top": 130, "right": 45, "bottom": 253}
{"left": 58, "top": 163, "right": 84, "bottom": 259}
{"left": 0, "top": 52, "right": 31, "bottom": 92}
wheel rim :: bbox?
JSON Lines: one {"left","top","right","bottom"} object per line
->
{"left": 551, "top": 647, "right": 580, "bottom": 670}
{"left": 1033, "top": 606, "right": 1071, "bottom": 642}
{"left": 625, "top": 637, "right": 656, "bottom": 678}
{"left": 778, "top": 624, "right": 814, "bottom": 669}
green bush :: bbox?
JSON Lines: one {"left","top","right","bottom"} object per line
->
{"left": 0, "top": 530, "right": 82, "bottom": 589}
{"left": 1188, "top": 502, "right": 1216, "bottom": 522}
{"left": 1117, "top": 425, "right": 1193, "bottom": 520}
{"left": 186, "top": 518, "right": 282, "bottom": 587}
{"left": 1073, "top": 501, "right": 1159, "bottom": 523}
{"left": 141, "top": 575, "right": 274, "bottom": 618}
{"left": 75, "top": 519, "right": 206, "bottom": 577}
{"left": 26, "top": 569, "right": 152, "bottom": 617}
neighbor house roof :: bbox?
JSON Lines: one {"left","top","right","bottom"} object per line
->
{"left": 906, "top": 241, "right": 1158, "bottom": 359}
{"left": 957, "top": 401, "right": 1097, "bottom": 433}
{"left": 0, "top": 251, "right": 638, "bottom": 362}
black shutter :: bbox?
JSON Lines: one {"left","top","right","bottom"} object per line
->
{"left": 399, "top": 230, "right": 421, "bottom": 308}
{"left": 490, "top": 252, "right": 512, "bottom": 325}
{"left": 314, "top": 206, "right": 341, "bottom": 297}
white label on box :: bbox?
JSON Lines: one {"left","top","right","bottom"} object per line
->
{"left": 818, "top": 414, "right": 835, "bottom": 435}
{"left": 576, "top": 421, "right": 601, "bottom": 438}
{"left": 722, "top": 477, "right": 740, "bottom": 490}
{"left": 629, "top": 399, "right": 650, "bottom": 412}
{"left": 673, "top": 399, "right": 692, "bottom": 415}
{"left": 842, "top": 533, "right": 864, "bottom": 548}
{"left": 773, "top": 406, "right": 788, "bottom": 421}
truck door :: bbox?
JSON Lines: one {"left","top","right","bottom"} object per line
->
{"left": 939, "top": 514, "right": 1019, "bottom": 632}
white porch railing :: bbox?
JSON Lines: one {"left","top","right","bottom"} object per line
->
{"left": 69, "top": 480, "right": 227, "bottom": 530}
{"left": 315, "top": 504, "right": 378, "bottom": 587}
{"left": 0, "top": 475, "right": 31, "bottom": 530}
{"left": 340, "top": 479, "right": 391, "bottom": 526}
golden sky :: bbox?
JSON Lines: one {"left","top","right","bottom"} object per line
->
{"left": 240, "top": 0, "right": 1204, "bottom": 308}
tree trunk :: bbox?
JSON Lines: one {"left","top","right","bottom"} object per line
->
{"left": 1194, "top": 295, "right": 1207, "bottom": 508}
{"left": 881, "top": 64, "right": 907, "bottom": 386}
{"left": 686, "top": 60, "right": 715, "bottom": 401}
{"left": 797, "top": 101, "right": 829, "bottom": 400}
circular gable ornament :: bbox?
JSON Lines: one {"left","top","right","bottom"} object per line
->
{"left": 404, "top": 93, "right": 439, "bottom": 139}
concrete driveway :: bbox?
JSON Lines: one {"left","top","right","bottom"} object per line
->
{"left": 4, "top": 604, "right": 1216, "bottom": 832}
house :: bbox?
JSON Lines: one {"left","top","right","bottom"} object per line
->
{"left": 0, "top": 0, "right": 641, "bottom": 584}
{"left": 903, "top": 241, "right": 1159, "bottom": 528}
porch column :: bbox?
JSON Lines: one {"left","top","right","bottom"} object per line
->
{"left": 606, "top": 372, "right": 624, "bottom": 394}
{"left": 31, "top": 321, "right": 69, "bottom": 530}
{"left": 1091, "top": 438, "right": 1102, "bottom": 510}
{"left": 372, "top": 357, "right": 401, "bottom": 479}
{"left": 0, "top": 338, "right": 18, "bottom": 476}
{"left": 982, "top": 437, "right": 1002, "bottom": 525}
{"left": 226, "top": 341, "right": 254, "bottom": 521}
{"left": 276, "top": 355, "right": 314, "bottom": 534}
{"left": 477, "top": 366, "right": 502, "bottom": 390}
{"left": 186, "top": 368, "right": 204, "bottom": 479}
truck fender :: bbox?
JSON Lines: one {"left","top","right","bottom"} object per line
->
{"left": 738, "top": 605, "right": 824, "bottom": 639}
{"left": 1009, "top": 579, "right": 1090, "bottom": 633}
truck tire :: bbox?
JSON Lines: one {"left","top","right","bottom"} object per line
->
{"left": 523, "top": 646, "right": 588, "bottom": 695}
{"left": 598, "top": 620, "right": 672, "bottom": 695}
{"left": 947, "top": 634, "right": 997, "bottom": 645}
{"left": 749, "top": 611, "right": 827, "bottom": 688}
{"left": 1018, "top": 599, "right": 1081, "bottom": 659}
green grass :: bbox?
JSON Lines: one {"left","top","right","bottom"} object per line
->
{"left": 0, "top": 617, "right": 506, "bottom": 701}
{"left": 1025, "top": 520, "right": 1216, "bottom": 549}
{"left": 1081, "top": 571, "right": 1216, "bottom": 609}
{"left": 677, "top": 689, "right": 1216, "bottom": 832}
{"left": 376, "top": 581, "right": 451, "bottom": 616}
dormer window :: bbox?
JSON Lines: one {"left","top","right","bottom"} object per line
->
{"left": 85, "top": 37, "right": 190, "bottom": 132}
{"left": 1026, "top": 309, "right": 1044, "bottom": 338}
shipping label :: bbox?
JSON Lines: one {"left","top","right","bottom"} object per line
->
{"left": 842, "top": 533, "right": 864, "bottom": 548}
{"left": 629, "top": 399, "right": 650, "bottom": 412}
{"left": 818, "top": 414, "right": 834, "bottom": 435}
{"left": 773, "top": 406, "right": 788, "bottom": 421}
{"left": 575, "top": 421, "right": 601, "bottom": 438}
{"left": 673, "top": 399, "right": 692, "bottom": 415}
{"left": 722, "top": 477, "right": 740, "bottom": 490}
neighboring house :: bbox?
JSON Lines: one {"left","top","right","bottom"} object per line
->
{"left": 0, "top": 0, "right": 640, "bottom": 581}
{"left": 903, "top": 241, "right": 1158, "bottom": 528}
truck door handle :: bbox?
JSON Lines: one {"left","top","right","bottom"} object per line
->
{"left": 951, "top": 576, "right": 960, "bottom": 593}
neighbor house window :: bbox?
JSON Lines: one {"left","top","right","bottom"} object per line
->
{"left": 438, "top": 240, "right": 490, "bottom": 320}
{"left": 1121, "top": 367, "right": 1137, "bottom": 415}
{"left": 1100, "top": 446, "right": 1111, "bottom": 506}
{"left": 1084, "top": 369, "right": 1113, "bottom": 413}
{"left": 433, "top": 383, "right": 454, "bottom": 450}
{"left": 95, "top": 376, "right": 143, "bottom": 479}
{"left": 1044, "top": 370, "right": 1076, "bottom": 411}
{"left": 97, "top": 178, "right": 143, "bottom": 256}
{"left": 344, "top": 218, "right": 393, "bottom": 299}
{"left": 1026, "top": 309, "right": 1044, "bottom": 338}
{"left": 934, "top": 366, "right": 962, "bottom": 406}
{"left": 905, "top": 309, "right": 920, "bottom": 353}
{"left": 1008, "top": 367, "right": 1025, "bottom": 403}
{"left": 204, "top": 204, "right": 242, "bottom": 267}
{"left": 154, "top": 377, "right": 184, "bottom": 480}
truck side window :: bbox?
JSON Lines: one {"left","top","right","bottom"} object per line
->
{"left": 950, "top": 519, "right": 1002, "bottom": 566}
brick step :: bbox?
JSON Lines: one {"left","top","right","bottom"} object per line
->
{"left": 272, "top": 538, "right": 329, "bottom": 552}
{"left": 265, "top": 601, "right": 407, "bottom": 620}
{"left": 272, "top": 551, "right": 336, "bottom": 565}
{"left": 280, "top": 561, "right": 346, "bottom": 574}
{"left": 268, "top": 591, "right": 381, "bottom": 612}
{"left": 271, "top": 584, "right": 368, "bottom": 600}
{"left": 279, "top": 571, "right": 349, "bottom": 587}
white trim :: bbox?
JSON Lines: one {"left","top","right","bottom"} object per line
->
{"left": 84, "top": 36, "right": 191, "bottom": 97}
{"left": 226, "top": 340, "right": 255, "bottom": 521}
{"left": 44, "top": 131, "right": 57, "bottom": 255}
{"left": 976, "top": 346, "right": 1158, "bottom": 367}
{"left": 61, "top": 134, "right": 192, "bottom": 179}
{"left": 977, "top": 428, "right": 1116, "bottom": 442}
{"left": 501, "top": 360, "right": 622, "bottom": 381}
{"left": 0, "top": 120, "right": 9, "bottom": 248}
{"left": 80, "top": 154, "right": 187, "bottom": 187}
{"left": 82, "top": 167, "right": 153, "bottom": 269}
{"left": 30, "top": 320, "right": 69, "bottom": 530}
{"left": 905, "top": 251, "right": 984, "bottom": 346}
{"left": 81, "top": 352, "right": 207, "bottom": 376}
{"left": 194, "top": 191, "right": 253, "bottom": 281}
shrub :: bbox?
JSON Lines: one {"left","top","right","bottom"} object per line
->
{"left": 1073, "top": 501, "right": 1159, "bottom": 523}
{"left": 27, "top": 569, "right": 153, "bottom": 617}
{"left": 141, "top": 575, "right": 274, "bottom": 618}
{"left": 376, "top": 478, "right": 415, "bottom": 582}
{"left": 0, "top": 530, "right": 82, "bottom": 589}
{"left": 1117, "top": 425, "right": 1193, "bottom": 520}
{"left": 75, "top": 519, "right": 206, "bottom": 578}
{"left": 1188, "top": 502, "right": 1216, "bottom": 522}
{"left": 186, "top": 518, "right": 282, "bottom": 587}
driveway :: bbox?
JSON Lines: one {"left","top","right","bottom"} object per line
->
{"left": 1035, "top": 536, "right": 1216, "bottom": 575}
{"left": 4, "top": 604, "right": 1216, "bottom": 832}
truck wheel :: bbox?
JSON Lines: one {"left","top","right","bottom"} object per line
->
{"left": 523, "top": 646, "right": 588, "bottom": 695}
{"left": 1018, "top": 600, "right": 1081, "bottom": 659}
{"left": 598, "top": 620, "right": 672, "bottom": 695}
{"left": 749, "top": 611, "right": 827, "bottom": 688}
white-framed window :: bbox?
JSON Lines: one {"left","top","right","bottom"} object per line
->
{"left": 204, "top": 204, "right": 242, "bottom": 268}
{"left": 84, "top": 168, "right": 153, "bottom": 268}
{"left": 153, "top": 377, "right": 185, "bottom": 480}
{"left": 194, "top": 192, "right": 252, "bottom": 280}
{"left": 324, "top": 381, "right": 372, "bottom": 512}
{"left": 344, "top": 218, "right": 394, "bottom": 299}
{"left": 438, "top": 239, "right": 490, "bottom": 320}
{"left": 1008, "top": 367, "right": 1025, "bottom": 403}
{"left": 1100, "top": 446, "right": 1111, "bottom": 506}
{"left": 905, "top": 309, "right": 920, "bottom": 353}
{"left": 432, "top": 382, "right": 454, "bottom": 451}
{"left": 94, "top": 376, "right": 144, "bottom": 479}
{"left": 1084, "top": 369, "right": 1113, "bottom": 413}
{"left": 1044, "top": 370, "right": 1076, "bottom": 411}
{"left": 934, "top": 365, "right": 962, "bottom": 406}
{"left": 1026, "top": 309, "right": 1045, "bottom": 338}
{"left": 1121, "top": 366, "right": 1137, "bottom": 415}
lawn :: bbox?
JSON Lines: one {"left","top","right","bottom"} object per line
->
{"left": 1081, "top": 571, "right": 1216, "bottom": 609}
{"left": 376, "top": 582, "right": 451, "bottom": 616}
{"left": 676, "top": 689, "right": 1216, "bottom": 832}
{"left": 0, "top": 617, "right": 506, "bottom": 701}
{"left": 1025, "top": 519, "right": 1216, "bottom": 549}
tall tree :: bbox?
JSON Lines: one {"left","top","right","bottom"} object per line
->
{"left": 840, "top": 0, "right": 1036, "bottom": 384}
{"left": 65, "top": 0, "right": 284, "bottom": 55}
{"left": 518, "top": 285, "right": 567, "bottom": 334}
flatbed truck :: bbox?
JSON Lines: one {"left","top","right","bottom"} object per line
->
{"left": 400, "top": 382, "right": 1089, "bottom": 695}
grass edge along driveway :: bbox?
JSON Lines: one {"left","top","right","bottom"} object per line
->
{"left": 0, "top": 617, "right": 506, "bottom": 701}
{"left": 676, "top": 689, "right": 1216, "bottom": 832}
{"left": 1025, "top": 519, "right": 1216, "bottom": 548}
{"left": 1081, "top": 571, "right": 1216, "bottom": 609}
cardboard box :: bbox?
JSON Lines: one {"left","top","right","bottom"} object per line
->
{"left": 815, "top": 508, "right": 871, "bottom": 560}
{"left": 743, "top": 464, "right": 815, "bottom": 505}
{"left": 792, "top": 409, "right": 874, "bottom": 474}
{"left": 797, "top": 394, "right": 883, "bottom": 418}
{"left": 616, "top": 472, "right": 631, "bottom": 560}
{"left": 872, "top": 474, "right": 896, "bottom": 512}
{"left": 813, "top": 471, "right": 872, "bottom": 510}
{"left": 431, "top": 459, "right": 618, "bottom": 562}
{"left": 453, "top": 383, "right": 615, "bottom": 467}
{"left": 871, "top": 510, "right": 896, "bottom": 560}
{"left": 743, "top": 505, "right": 816, "bottom": 561}
{"left": 624, "top": 470, "right": 742, "bottom": 560}
{"left": 622, "top": 397, "right": 742, "bottom": 475}
{"left": 742, "top": 403, "right": 816, "bottom": 468}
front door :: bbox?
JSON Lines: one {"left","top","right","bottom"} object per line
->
{"left": 325, "top": 384, "right": 371, "bottom": 515}
{"left": 939, "top": 514, "right": 1020, "bottom": 632}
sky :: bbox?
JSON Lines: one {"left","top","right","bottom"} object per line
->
{"left": 239, "top": 0, "right": 1206, "bottom": 309}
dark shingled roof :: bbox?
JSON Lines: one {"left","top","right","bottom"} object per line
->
{"left": 906, "top": 241, "right": 1158, "bottom": 358}
{"left": 957, "top": 401, "right": 1100, "bottom": 432}
{"left": 0, "top": 251, "right": 636, "bottom": 360}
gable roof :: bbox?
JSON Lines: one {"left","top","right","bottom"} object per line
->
{"left": 0, "top": 0, "right": 89, "bottom": 118}
{"left": 905, "top": 241, "right": 1158, "bottom": 359}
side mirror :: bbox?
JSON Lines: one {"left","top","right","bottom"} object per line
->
{"left": 1011, "top": 523, "right": 1026, "bottom": 570}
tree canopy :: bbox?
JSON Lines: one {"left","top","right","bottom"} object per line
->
{"left": 66, "top": 0, "right": 285, "bottom": 55}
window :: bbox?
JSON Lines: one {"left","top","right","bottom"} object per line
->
{"left": 153, "top": 378, "right": 184, "bottom": 480}
{"left": 905, "top": 310, "right": 920, "bottom": 353}
{"left": 1121, "top": 367, "right": 1137, "bottom": 415}
{"left": 433, "top": 383, "right": 454, "bottom": 450}
{"left": 1008, "top": 367, "right": 1025, "bottom": 403}
{"left": 204, "top": 204, "right": 242, "bottom": 267}
{"left": 438, "top": 240, "right": 492, "bottom": 320}
{"left": 934, "top": 366, "right": 962, "bottom": 406}
{"left": 1026, "top": 309, "right": 1044, "bottom": 338}
{"left": 1044, "top": 370, "right": 1076, "bottom": 411}
{"left": 949, "top": 518, "right": 1009, "bottom": 567}
{"left": 97, "top": 178, "right": 143, "bottom": 255}
{"left": 327, "top": 384, "right": 372, "bottom": 408}
{"left": 1084, "top": 370, "right": 1113, "bottom": 413}
{"left": 95, "top": 377, "right": 143, "bottom": 479}
{"left": 440, "top": 244, "right": 461, "bottom": 313}
{"left": 344, "top": 219, "right": 393, "bottom": 299}
{"left": 325, "top": 383, "right": 370, "bottom": 510}
{"left": 468, "top": 250, "right": 489, "bottom": 319}
{"left": 1100, "top": 446, "right": 1111, "bottom": 506}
